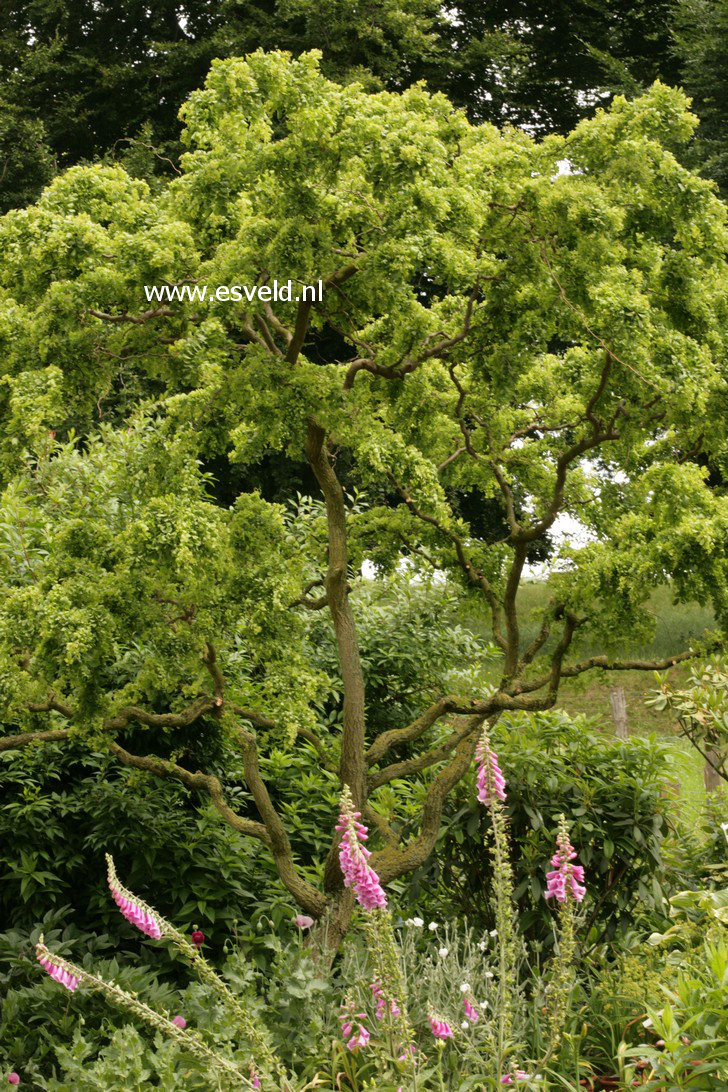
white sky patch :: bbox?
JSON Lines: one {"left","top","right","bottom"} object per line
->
{"left": 524, "top": 511, "right": 592, "bottom": 580}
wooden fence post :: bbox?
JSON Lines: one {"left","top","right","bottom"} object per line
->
{"left": 609, "top": 686, "right": 628, "bottom": 739}
{"left": 704, "top": 748, "right": 724, "bottom": 794}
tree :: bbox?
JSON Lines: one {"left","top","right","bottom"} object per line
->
{"left": 0, "top": 53, "right": 726, "bottom": 947}
{"left": 0, "top": 0, "right": 441, "bottom": 208}
{"left": 3, "top": 0, "right": 722, "bottom": 213}
{"left": 672, "top": 0, "right": 728, "bottom": 195}
{"left": 0, "top": 94, "right": 55, "bottom": 215}
{"left": 428, "top": 0, "right": 680, "bottom": 133}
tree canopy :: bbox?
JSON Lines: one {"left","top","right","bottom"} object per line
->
{"left": 2, "top": 0, "right": 727, "bottom": 211}
{"left": 1, "top": 52, "right": 726, "bottom": 942}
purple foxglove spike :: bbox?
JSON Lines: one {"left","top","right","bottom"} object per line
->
{"left": 337, "top": 787, "right": 387, "bottom": 911}
{"left": 545, "top": 821, "right": 586, "bottom": 904}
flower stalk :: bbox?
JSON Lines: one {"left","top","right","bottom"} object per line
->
{"left": 105, "top": 855, "right": 288, "bottom": 1085}
{"left": 544, "top": 814, "right": 586, "bottom": 1054}
{"left": 337, "top": 787, "right": 417, "bottom": 1084}
{"left": 35, "top": 937, "right": 251, "bottom": 1087}
{"left": 476, "top": 723, "right": 517, "bottom": 1071}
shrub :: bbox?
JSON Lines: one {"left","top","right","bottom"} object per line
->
{"left": 411, "top": 711, "right": 676, "bottom": 943}
{"left": 0, "top": 741, "right": 297, "bottom": 961}
{"left": 10, "top": 755, "right": 592, "bottom": 1090}
{"left": 621, "top": 936, "right": 728, "bottom": 1088}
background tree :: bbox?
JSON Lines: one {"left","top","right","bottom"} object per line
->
{"left": 0, "top": 54, "right": 726, "bottom": 948}
{"left": 672, "top": 0, "right": 728, "bottom": 194}
{"left": 427, "top": 0, "right": 680, "bottom": 133}
{"left": 2, "top": 0, "right": 726, "bottom": 211}
{"left": 0, "top": 94, "right": 55, "bottom": 216}
{"left": 0, "top": 0, "right": 440, "bottom": 208}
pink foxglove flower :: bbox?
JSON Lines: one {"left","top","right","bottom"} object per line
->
{"left": 500, "top": 1072, "right": 529, "bottom": 1084}
{"left": 346, "top": 1025, "right": 370, "bottom": 1051}
{"left": 545, "top": 820, "right": 586, "bottom": 904}
{"left": 429, "top": 1013, "right": 454, "bottom": 1040}
{"left": 171, "top": 1015, "right": 186, "bottom": 1029}
{"left": 293, "top": 914, "right": 314, "bottom": 929}
{"left": 106, "top": 855, "right": 162, "bottom": 939}
{"left": 336, "top": 786, "right": 387, "bottom": 911}
{"left": 463, "top": 996, "right": 479, "bottom": 1023}
{"left": 339, "top": 1002, "right": 367, "bottom": 1042}
{"left": 250, "top": 1068, "right": 261, "bottom": 1089}
{"left": 370, "top": 979, "right": 400, "bottom": 1019}
{"left": 476, "top": 727, "right": 506, "bottom": 805}
{"left": 36, "top": 949, "right": 79, "bottom": 991}
{"left": 7, "top": 1074, "right": 20, "bottom": 1085}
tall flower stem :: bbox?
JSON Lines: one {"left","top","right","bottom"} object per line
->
{"left": 476, "top": 723, "right": 516, "bottom": 1075}
{"left": 105, "top": 855, "right": 288, "bottom": 1086}
{"left": 492, "top": 803, "right": 515, "bottom": 1068}
{"left": 337, "top": 788, "right": 417, "bottom": 1087}
{"left": 543, "top": 814, "right": 586, "bottom": 1060}
{"left": 167, "top": 919, "right": 288, "bottom": 1084}
{"left": 361, "top": 910, "right": 416, "bottom": 1072}
{"left": 35, "top": 938, "right": 250, "bottom": 1088}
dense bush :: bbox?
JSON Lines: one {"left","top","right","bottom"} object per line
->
{"left": 3, "top": 717, "right": 726, "bottom": 1089}
{"left": 411, "top": 711, "right": 676, "bottom": 942}
{"left": 0, "top": 741, "right": 297, "bottom": 959}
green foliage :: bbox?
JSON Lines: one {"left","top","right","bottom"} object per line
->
{"left": 1, "top": 58, "right": 724, "bottom": 705}
{"left": 414, "top": 712, "right": 675, "bottom": 942}
{"left": 6, "top": 856, "right": 590, "bottom": 1089}
{"left": 6, "top": 0, "right": 726, "bottom": 215}
{"left": 647, "top": 886, "right": 728, "bottom": 950}
{"left": 577, "top": 943, "right": 673, "bottom": 1081}
{"left": 429, "top": 0, "right": 680, "bottom": 132}
{"left": 41, "top": 1025, "right": 212, "bottom": 1091}
{"left": 672, "top": 0, "right": 728, "bottom": 194}
{"left": 0, "top": 910, "right": 184, "bottom": 1085}
{"left": 309, "top": 572, "right": 496, "bottom": 731}
{"left": 0, "top": 94, "right": 55, "bottom": 215}
{"left": 648, "top": 659, "right": 728, "bottom": 783}
{"left": 0, "top": 0, "right": 441, "bottom": 210}
{"left": 0, "top": 419, "right": 327, "bottom": 733}
{"left": 621, "top": 937, "right": 728, "bottom": 1088}
{"left": 0, "top": 742, "right": 285, "bottom": 950}
{"left": 0, "top": 61, "right": 726, "bottom": 1091}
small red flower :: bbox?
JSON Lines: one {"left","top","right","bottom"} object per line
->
{"left": 191, "top": 928, "right": 205, "bottom": 949}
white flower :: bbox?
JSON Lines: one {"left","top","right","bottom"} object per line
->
{"left": 484, "top": 971, "right": 494, "bottom": 979}
{"left": 405, "top": 918, "right": 414, "bottom": 926}
{"left": 438, "top": 947, "right": 449, "bottom": 958}
{"left": 461, "top": 1021, "right": 470, "bottom": 1030}
{"left": 489, "top": 929, "right": 498, "bottom": 937}
{"left": 642, "top": 1017, "right": 653, "bottom": 1028}
{"left": 477, "top": 940, "right": 487, "bottom": 951}
{"left": 412, "top": 917, "right": 424, "bottom": 928}
{"left": 428, "top": 922, "right": 439, "bottom": 931}
{"left": 460, "top": 983, "right": 471, "bottom": 993}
